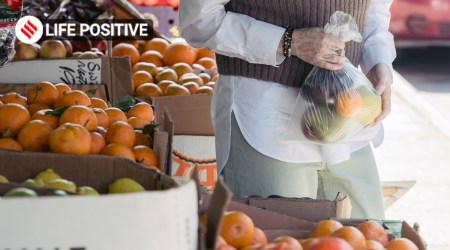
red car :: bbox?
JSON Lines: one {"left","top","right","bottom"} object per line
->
{"left": 389, "top": 0, "right": 450, "bottom": 47}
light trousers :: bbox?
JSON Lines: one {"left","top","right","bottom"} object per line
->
{"left": 222, "top": 113, "right": 385, "bottom": 219}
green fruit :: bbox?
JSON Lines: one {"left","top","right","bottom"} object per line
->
{"left": 48, "top": 190, "right": 68, "bottom": 196}
{"left": 23, "top": 178, "right": 44, "bottom": 188}
{"left": 354, "top": 87, "right": 382, "bottom": 126}
{"left": 302, "top": 104, "right": 349, "bottom": 143}
{"left": 78, "top": 186, "right": 100, "bottom": 195}
{"left": 0, "top": 175, "right": 9, "bottom": 184}
{"left": 46, "top": 179, "right": 77, "bottom": 193}
{"left": 108, "top": 178, "right": 145, "bottom": 194}
{"left": 4, "top": 187, "right": 38, "bottom": 198}
{"left": 34, "top": 169, "right": 61, "bottom": 185}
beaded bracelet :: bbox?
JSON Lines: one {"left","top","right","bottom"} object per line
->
{"left": 283, "top": 27, "right": 294, "bottom": 58}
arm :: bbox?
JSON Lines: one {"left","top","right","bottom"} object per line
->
{"left": 362, "top": 0, "right": 396, "bottom": 123}
{"left": 179, "top": 0, "right": 285, "bottom": 66}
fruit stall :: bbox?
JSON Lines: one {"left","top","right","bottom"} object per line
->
{"left": 0, "top": 0, "right": 426, "bottom": 249}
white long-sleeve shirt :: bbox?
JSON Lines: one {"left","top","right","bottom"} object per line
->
{"left": 179, "top": 0, "right": 396, "bottom": 173}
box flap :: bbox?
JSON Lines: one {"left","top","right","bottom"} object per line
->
{"left": 402, "top": 221, "right": 427, "bottom": 250}
{"left": 153, "top": 94, "right": 214, "bottom": 136}
{"left": 104, "top": 56, "right": 133, "bottom": 105}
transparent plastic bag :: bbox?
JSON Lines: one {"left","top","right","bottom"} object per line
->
{"left": 284, "top": 11, "right": 382, "bottom": 144}
{"left": 0, "top": 0, "right": 23, "bottom": 68}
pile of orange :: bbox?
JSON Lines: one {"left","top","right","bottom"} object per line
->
{"left": 112, "top": 37, "right": 218, "bottom": 98}
{"left": 209, "top": 213, "right": 420, "bottom": 250}
{"left": 0, "top": 82, "right": 160, "bottom": 172}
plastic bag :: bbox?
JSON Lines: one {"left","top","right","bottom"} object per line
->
{"left": 0, "top": 0, "right": 23, "bottom": 68}
{"left": 284, "top": 11, "right": 382, "bottom": 144}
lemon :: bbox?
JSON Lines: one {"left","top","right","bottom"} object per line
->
{"left": 4, "top": 187, "right": 38, "bottom": 198}
{"left": 46, "top": 179, "right": 77, "bottom": 193}
{"left": 0, "top": 175, "right": 9, "bottom": 184}
{"left": 48, "top": 190, "right": 68, "bottom": 196}
{"left": 23, "top": 178, "right": 44, "bottom": 188}
{"left": 78, "top": 186, "right": 100, "bottom": 195}
{"left": 34, "top": 168, "right": 61, "bottom": 185}
{"left": 108, "top": 178, "right": 145, "bottom": 194}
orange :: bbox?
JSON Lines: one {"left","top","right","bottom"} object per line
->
{"left": 59, "top": 105, "right": 98, "bottom": 131}
{"left": 0, "top": 103, "right": 31, "bottom": 136}
{"left": 0, "top": 138, "right": 23, "bottom": 151}
{"left": 332, "top": 226, "right": 366, "bottom": 250}
{"left": 132, "top": 62, "right": 158, "bottom": 76}
{"left": 95, "top": 126, "right": 107, "bottom": 137}
{"left": 140, "top": 50, "right": 164, "bottom": 67}
{"left": 307, "top": 236, "right": 353, "bottom": 250}
{"left": 272, "top": 236, "right": 302, "bottom": 250}
{"left": 155, "top": 68, "right": 178, "bottom": 83}
{"left": 112, "top": 43, "right": 140, "bottom": 65}
{"left": 55, "top": 83, "right": 71, "bottom": 99}
{"left": 106, "top": 121, "right": 136, "bottom": 148}
{"left": 220, "top": 211, "right": 255, "bottom": 249}
{"left": 17, "top": 120, "right": 53, "bottom": 152}
{"left": 357, "top": 220, "right": 389, "bottom": 246}
{"left": 163, "top": 42, "right": 197, "bottom": 66}
{"left": 127, "top": 102, "right": 154, "bottom": 122}
{"left": 91, "top": 97, "right": 109, "bottom": 110}
{"left": 158, "top": 80, "right": 177, "bottom": 94}
{"left": 89, "top": 131, "right": 106, "bottom": 154}
{"left": 365, "top": 240, "right": 385, "bottom": 250}
{"left": 101, "top": 143, "right": 135, "bottom": 161}
{"left": 128, "top": 117, "right": 149, "bottom": 129}
{"left": 196, "top": 86, "right": 214, "bottom": 94}
{"left": 309, "top": 219, "right": 344, "bottom": 238}
{"left": 134, "top": 130, "right": 153, "bottom": 147}
{"left": 206, "top": 81, "right": 216, "bottom": 89}
{"left": 0, "top": 92, "right": 27, "bottom": 107}
{"left": 198, "top": 72, "right": 212, "bottom": 85}
{"left": 335, "top": 89, "right": 363, "bottom": 117}
{"left": 135, "top": 83, "right": 163, "bottom": 98}
{"left": 196, "top": 57, "right": 217, "bottom": 69}
{"left": 105, "top": 107, "right": 128, "bottom": 125}
{"left": 249, "top": 227, "right": 268, "bottom": 246}
{"left": 178, "top": 72, "right": 203, "bottom": 86}
{"left": 385, "top": 238, "right": 419, "bottom": 250}
{"left": 132, "top": 145, "right": 159, "bottom": 168}
{"left": 28, "top": 103, "right": 50, "bottom": 115}
{"left": 27, "top": 81, "right": 59, "bottom": 107}
{"left": 172, "top": 62, "right": 194, "bottom": 78}
{"left": 259, "top": 242, "right": 290, "bottom": 250}
{"left": 132, "top": 71, "right": 154, "bottom": 92}
{"left": 300, "top": 238, "right": 319, "bottom": 250}
{"left": 192, "top": 63, "right": 206, "bottom": 74}
{"left": 182, "top": 82, "right": 200, "bottom": 95}
{"left": 93, "top": 108, "right": 110, "bottom": 129}
{"left": 144, "top": 38, "right": 170, "bottom": 54}
{"left": 49, "top": 123, "right": 91, "bottom": 154}
{"left": 58, "top": 90, "right": 91, "bottom": 107}
{"left": 196, "top": 47, "right": 215, "bottom": 60}
{"left": 165, "top": 84, "right": 190, "bottom": 96}
{"left": 31, "top": 109, "right": 59, "bottom": 129}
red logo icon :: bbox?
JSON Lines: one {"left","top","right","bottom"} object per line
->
{"left": 20, "top": 19, "right": 38, "bottom": 39}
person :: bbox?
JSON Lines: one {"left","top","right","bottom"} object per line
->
{"left": 179, "top": 0, "right": 395, "bottom": 219}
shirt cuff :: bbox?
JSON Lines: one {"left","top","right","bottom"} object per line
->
{"left": 361, "top": 44, "right": 396, "bottom": 75}
{"left": 245, "top": 20, "right": 286, "bottom": 66}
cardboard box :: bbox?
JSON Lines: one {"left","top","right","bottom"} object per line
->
{"left": 201, "top": 178, "right": 427, "bottom": 250}
{"left": 0, "top": 57, "right": 132, "bottom": 106}
{"left": 152, "top": 94, "right": 217, "bottom": 190}
{"left": 0, "top": 111, "right": 198, "bottom": 250}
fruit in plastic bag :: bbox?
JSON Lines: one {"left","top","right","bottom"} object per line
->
{"left": 353, "top": 87, "right": 382, "bottom": 126}
{"left": 334, "top": 89, "right": 363, "bottom": 117}
{"left": 301, "top": 104, "right": 350, "bottom": 143}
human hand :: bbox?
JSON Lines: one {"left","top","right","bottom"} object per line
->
{"left": 366, "top": 63, "right": 393, "bottom": 124}
{"left": 290, "top": 27, "right": 346, "bottom": 70}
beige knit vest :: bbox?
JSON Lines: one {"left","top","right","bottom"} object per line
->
{"left": 215, "top": 0, "right": 371, "bottom": 87}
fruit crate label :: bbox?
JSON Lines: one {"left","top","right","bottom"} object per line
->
{"left": 0, "top": 58, "right": 102, "bottom": 85}
{"left": 0, "top": 0, "right": 22, "bottom": 27}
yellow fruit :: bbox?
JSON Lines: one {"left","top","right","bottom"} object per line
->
{"left": 34, "top": 168, "right": 61, "bottom": 185}
{"left": 0, "top": 175, "right": 9, "bottom": 183}
{"left": 108, "top": 178, "right": 145, "bottom": 194}
{"left": 46, "top": 178, "right": 77, "bottom": 193}
{"left": 78, "top": 186, "right": 100, "bottom": 195}
{"left": 23, "top": 178, "right": 44, "bottom": 187}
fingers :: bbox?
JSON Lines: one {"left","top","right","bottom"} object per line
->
{"left": 315, "top": 60, "right": 344, "bottom": 71}
{"left": 322, "top": 54, "right": 346, "bottom": 65}
{"left": 373, "top": 86, "right": 392, "bottom": 124}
